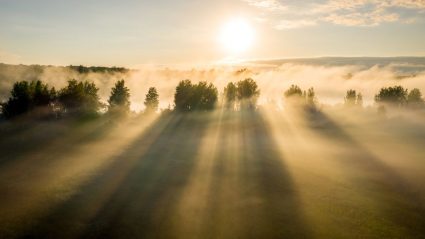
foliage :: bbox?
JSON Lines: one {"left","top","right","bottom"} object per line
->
{"left": 224, "top": 82, "right": 237, "bottom": 109}
{"left": 284, "top": 84, "right": 317, "bottom": 108}
{"left": 306, "top": 88, "right": 316, "bottom": 105}
{"left": 69, "top": 65, "right": 129, "bottom": 74}
{"left": 1, "top": 80, "right": 56, "bottom": 118}
{"left": 236, "top": 78, "right": 260, "bottom": 109}
{"left": 284, "top": 85, "right": 303, "bottom": 98}
{"left": 58, "top": 79, "right": 101, "bottom": 115}
{"left": 108, "top": 80, "right": 131, "bottom": 114}
{"left": 375, "top": 86, "right": 408, "bottom": 107}
{"left": 407, "top": 88, "right": 424, "bottom": 109}
{"left": 174, "top": 80, "right": 194, "bottom": 112}
{"left": 174, "top": 80, "right": 218, "bottom": 111}
{"left": 144, "top": 87, "right": 159, "bottom": 112}
{"left": 345, "top": 89, "right": 363, "bottom": 107}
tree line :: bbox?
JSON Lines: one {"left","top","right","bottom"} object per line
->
{"left": 0, "top": 77, "right": 424, "bottom": 120}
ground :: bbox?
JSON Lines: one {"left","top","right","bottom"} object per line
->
{"left": 0, "top": 109, "right": 424, "bottom": 239}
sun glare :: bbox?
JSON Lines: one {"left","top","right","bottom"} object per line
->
{"left": 219, "top": 18, "right": 254, "bottom": 54}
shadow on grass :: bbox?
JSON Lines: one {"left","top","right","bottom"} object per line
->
{"left": 0, "top": 116, "right": 116, "bottom": 168}
{"left": 239, "top": 110, "right": 312, "bottom": 238}
{"left": 18, "top": 112, "right": 212, "bottom": 238}
{"left": 189, "top": 110, "right": 312, "bottom": 238}
{"left": 305, "top": 110, "right": 425, "bottom": 238}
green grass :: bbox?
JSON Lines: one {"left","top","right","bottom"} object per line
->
{"left": 0, "top": 109, "right": 424, "bottom": 238}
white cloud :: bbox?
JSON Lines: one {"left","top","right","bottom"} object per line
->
{"left": 243, "top": 0, "right": 287, "bottom": 11}
{"left": 243, "top": 0, "right": 425, "bottom": 29}
{"left": 274, "top": 19, "right": 317, "bottom": 29}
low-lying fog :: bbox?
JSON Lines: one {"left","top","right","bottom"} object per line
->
{"left": 1, "top": 57, "right": 425, "bottom": 111}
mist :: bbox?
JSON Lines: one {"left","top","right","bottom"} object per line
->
{"left": 2, "top": 58, "right": 425, "bottom": 112}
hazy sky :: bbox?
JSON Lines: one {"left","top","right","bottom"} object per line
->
{"left": 1, "top": 0, "right": 425, "bottom": 66}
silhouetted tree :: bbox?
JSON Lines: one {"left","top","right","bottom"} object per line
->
{"left": 193, "top": 81, "right": 218, "bottom": 111}
{"left": 174, "top": 80, "right": 194, "bottom": 112}
{"left": 407, "top": 88, "right": 424, "bottom": 109}
{"left": 345, "top": 89, "right": 362, "bottom": 107}
{"left": 284, "top": 85, "right": 303, "bottom": 98}
{"left": 174, "top": 80, "right": 218, "bottom": 112}
{"left": 58, "top": 79, "right": 101, "bottom": 115}
{"left": 237, "top": 78, "right": 260, "bottom": 109}
{"left": 108, "top": 80, "right": 130, "bottom": 114}
{"left": 284, "top": 84, "right": 317, "bottom": 109}
{"left": 345, "top": 89, "right": 357, "bottom": 106}
{"left": 2, "top": 80, "right": 55, "bottom": 118}
{"left": 375, "top": 86, "right": 407, "bottom": 107}
{"left": 144, "top": 87, "right": 159, "bottom": 112}
{"left": 224, "top": 82, "right": 237, "bottom": 109}
{"left": 306, "top": 87, "right": 316, "bottom": 106}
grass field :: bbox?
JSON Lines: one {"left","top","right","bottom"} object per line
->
{"left": 0, "top": 109, "right": 425, "bottom": 239}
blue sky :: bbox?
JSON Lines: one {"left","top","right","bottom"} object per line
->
{"left": 1, "top": 0, "right": 425, "bottom": 66}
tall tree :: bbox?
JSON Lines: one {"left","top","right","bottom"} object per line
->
{"left": 144, "top": 87, "right": 159, "bottom": 112}
{"left": 58, "top": 79, "right": 101, "bottom": 115}
{"left": 108, "top": 80, "right": 131, "bottom": 114}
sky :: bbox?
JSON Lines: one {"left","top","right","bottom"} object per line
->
{"left": 1, "top": 0, "right": 425, "bottom": 66}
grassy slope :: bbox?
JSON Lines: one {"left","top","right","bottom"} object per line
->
{"left": 0, "top": 109, "right": 424, "bottom": 239}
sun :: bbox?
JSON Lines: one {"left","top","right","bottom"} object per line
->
{"left": 219, "top": 18, "right": 254, "bottom": 54}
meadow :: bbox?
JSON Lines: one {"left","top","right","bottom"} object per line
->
{"left": 1, "top": 105, "right": 425, "bottom": 238}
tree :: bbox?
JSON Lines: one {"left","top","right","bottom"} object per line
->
{"left": 58, "top": 79, "right": 101, "bottom": 115}
{"left": 284, "top": 85, "right": 303, "bottom": 98}
{"left": 345, "top": 89, "right": 362, "bottom": 107}
{"left": 108, "top": 80, "right": 131, "bottom": 114}
{"left": 306, "top": 87, "right": 316, "bottom": 105}
{"left": 375, "top": 86, "right": 407, "bottom": 107}
{"left": 224, "top": 82, "right": 237, "bottom": 109}
{"left": 237, "top": 78, "right": 260, "bottom": 109}
{"left": 144, "top": 87, "right": 159, "bottom": 112}
{"left": 407, "top": 88, "right": 424, "bottom": 109}
{"left": 193, "top": 81, "right": 218, "bottom": 111}
{"left": 345, "top": 89, "right": 357, "bottom": 106}
{"left": 2, "top": 80, "right": 55, "bottom": 118}
{"left": 174, "top": 80, "right": 218, "bottom": 112}
{"left": 284, "top": 85, "right": 317, "bottom": 109}
{"left": 174, "top": 80, "right": 194, "bottom": 112}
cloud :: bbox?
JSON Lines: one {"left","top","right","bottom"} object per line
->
{"left": 244, "top": 0, "right": 425, "bottom": 29}
{"left": 274, "top": 19, "right": 317, "bottom": 29}
{"left": 243, "top": 0, "right": 287, "bottom": 11}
